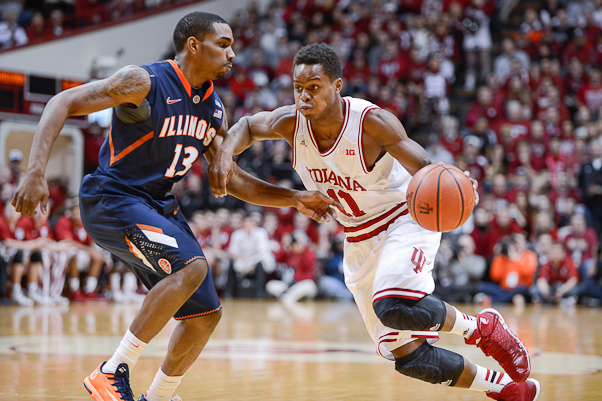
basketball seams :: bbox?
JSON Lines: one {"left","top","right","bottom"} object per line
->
{"left": 412, "top": 164, "right": 440, "bottom": 223}
{"left": 441, "top": 165, "right": 465, "bottom": 230}
{"left": 436, "top": 168, "right": 444, "bottom": 232}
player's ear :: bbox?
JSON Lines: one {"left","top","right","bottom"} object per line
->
{"left": 187, "top": 36, "right": 200, "bottom": 54}
{"left": 334, "top": 78, "right": 343, "bottom": 94}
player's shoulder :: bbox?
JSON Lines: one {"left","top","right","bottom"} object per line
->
{"left": 345, "top": 96, "right": 379, "bottom": 112}
{"left": 266, "top": 105, "right": 298, "bottom": 136}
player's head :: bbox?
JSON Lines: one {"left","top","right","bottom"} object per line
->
{"left": 173, "top": 12, "right": 234, "bottom": 79}
{"left": 292, "top": 43, "right": 343, "bottom": 120}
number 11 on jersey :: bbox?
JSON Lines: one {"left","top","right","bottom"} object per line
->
{"left": 327, "top": 189, "right": 365, "bottom": 217}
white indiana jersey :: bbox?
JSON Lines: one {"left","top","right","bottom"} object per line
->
{"left": 293, "top": 97, "right": 412, "bottom": 242}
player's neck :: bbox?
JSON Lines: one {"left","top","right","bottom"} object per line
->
{"left": 310, "top": 97, "right": 345, "bottom": 139}
{"left": 173, "top": 57, "right": 210, "bottom": 89}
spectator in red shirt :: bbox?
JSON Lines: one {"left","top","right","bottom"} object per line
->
{"left": 267, "top": 230, "right": 318, "bottom": 303}
{"left": 577, "top": 68, "right": 602, "bottom": 113}
{"left": 15, "top": 207, "right": 72, "bottom": 305}
{"left": 377, "top": 41, "right": 408, "bottom": 85}
{"left": 482, "top": 205, "right": 525, "bottom": 259}
{"left": 54, "top": 202, "right": 106, "bottom": 301}
{"left": 560, "top": 213, "right": 599, "bottom": 268}
{"left": 464, "top": 86, "right": 503, "bottom": 129}
{"left": 563, "top": 28, "right": 595, "bottom": 67}
{"left": 533, "top": 241, "right": 580, "bottom": 304}
{"left": 0, "top": 203, "right": 51, "bottom": 306}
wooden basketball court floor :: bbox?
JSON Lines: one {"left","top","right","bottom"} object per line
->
{"left": 1, "top": 300, "right": 601, "bottom": 400}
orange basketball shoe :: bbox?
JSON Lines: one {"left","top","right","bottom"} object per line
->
{"left": 465, "top": 308, "right": 531, "bottom": 383}
{"left": 83, "top": 362, "right": 135, "bottom": 401}
{"left": 486, "top": 378, "right": 541, "bottom": 401}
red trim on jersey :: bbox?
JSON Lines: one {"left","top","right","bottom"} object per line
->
{"left": 372, "top": 287, "right": 428, "bottom": 305}
{"left": 307, "top": 98, "right": 350, "bottom": 156}
{"left": 345, "top": 209, "right": 408, "bottom": 242}
{"left": 109, "top": 130, "right": 154, "bottom": 166}
{"left": 358, "top": 106, "right": 379, "bottom": 174}
{"left": 137, "top": 224, "right": 164, "bottom": 234}
{"left": 167, "top": 59, "right": 192, "bottom": 97}
{"left": 378, "top": 332, "right": 399, "bottom": 340}
{"left": 343, "top": 202, "right": 406, "bottom": 233}
{"left": 411, "top": 333, "right": 439, "bottom": 339}
{"left": 202, "top": 80, "right": 214, "bottom": 102}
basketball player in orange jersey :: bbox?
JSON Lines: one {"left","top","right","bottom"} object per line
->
{"left": 12, "top": 13, "right": 338, "bottom": 401}
{"left": 209, "top": 43, "right": 540, "bottom": 401}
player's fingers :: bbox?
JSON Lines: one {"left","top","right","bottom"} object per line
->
{"left": 474, "top": 190, "right": 480, "bottom": 206}
{"left": 41, "top": 194, "right": 49, "bottom": 215}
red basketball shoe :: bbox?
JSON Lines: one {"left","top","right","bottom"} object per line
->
{"left": 486, "top": 378, "right": 541, "bottom": 401}
{"left": 465, "top": 308, "right": 531, "bottom": 383}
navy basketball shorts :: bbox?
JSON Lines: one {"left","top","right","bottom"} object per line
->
{"left": 79, "top": 176, "right": 221, "bottom": 320}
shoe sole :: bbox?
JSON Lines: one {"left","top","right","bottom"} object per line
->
{"left": 83, "top": 376, "right": 110, "bottom": 401}
{"left": 478, "top": 308, "right": 531, "bottom": 383}
{"left": 528, "top": 378, "right": 541, "bottom": 400}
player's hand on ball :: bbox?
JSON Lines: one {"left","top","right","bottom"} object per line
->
{"left": 463, "top": 170, "right": 480, "bottom": 206}
{"left": 293, "top": 190, "right": 344, "bottom": 223}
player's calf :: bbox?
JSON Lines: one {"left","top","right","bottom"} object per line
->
{"left": 373, "top": 295, "right": 447, "bottom": 332}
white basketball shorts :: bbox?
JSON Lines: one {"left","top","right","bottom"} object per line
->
{"left": 343, "top": 213, "right": 442, "bottom": 361}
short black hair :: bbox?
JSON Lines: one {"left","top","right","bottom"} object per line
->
{"left": 173, "top": 11, "right": 227, "bottom": 53}
{"left": 293, "top": 43, "right": 342, "bottom": 82}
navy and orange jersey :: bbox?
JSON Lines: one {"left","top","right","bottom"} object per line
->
{"left": 97, "top": 59, "right": 224, "bottom": 197}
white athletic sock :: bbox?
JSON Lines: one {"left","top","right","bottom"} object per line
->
{"left": 103, "top": 329, "right": 148, "bottom": 374}
{"left": 469, "top": 364, "right": 512, "bottom": 393}
{"left": 110, "top": 272, "right": 122, "bottom": 292}
{"left": 69, "top": 277, "right": 80, "bottom": 292}
{"left": 144, "top": 367, "right": 183, "bottom": 401}
{"left": 123, "top": 272, "right": 138, "bottom": 294}
{"left": 449, "top": 307, "right": 477, "bottom": 338}
{"left": 13, "top": 283, "right": 22, "bottom": 294}
{"left": 28, "top": 282, "right": 39, "bottom": 294}
{"left": 84, "top": 276, "right": 98, "bottom": 294}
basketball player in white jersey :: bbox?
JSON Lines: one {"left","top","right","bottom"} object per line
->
{"left": 209, "top": 44, "right": 539, "bottom": 401}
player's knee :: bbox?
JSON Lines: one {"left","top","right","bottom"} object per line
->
{"left": 373, "top": 295, "right": 446, "bottom": 331}
{"left": 395, "top": 341, "right": 464, "bottom": 386}
{"left": 181, "top": 259, "right": 209, "bottom": 289}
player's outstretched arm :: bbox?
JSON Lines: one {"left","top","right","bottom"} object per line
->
{"left": 208, "top": 105, "right": 296, "bottom": 197}
{"left": 12, "top": 66, "right": 151, "bottom": 217}
{"left": 206, "top": 109, "right": 342, "bottom": 223}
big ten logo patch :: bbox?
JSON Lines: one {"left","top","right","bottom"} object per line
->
{"left": 158, "top": 258, "right": 172, "bottom": 274}
{"left": 411, "top": 247, "right": 426, "bottom": 273}
{"left": 339, "top": 148, "right": 355, "bottom": 156}
{"left": 418, "top": 201, "right": 433, "bottom": 214}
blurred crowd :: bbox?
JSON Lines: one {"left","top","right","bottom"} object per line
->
{"left": 0, "top": 0, "right": 202, "bottom": 50}
{"left": 1, "top": 0, "right": 601, "bottom": 309}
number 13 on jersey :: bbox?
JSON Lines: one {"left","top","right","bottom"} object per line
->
{"left": 165, "top": 144, "right": 199, "bottom": 178}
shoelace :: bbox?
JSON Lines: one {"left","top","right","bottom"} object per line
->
{"left": 477, "top": 315, "right": 513, "bottom": 367}
{"left": 109, "top": 373, "right": 134, "bottom": 401}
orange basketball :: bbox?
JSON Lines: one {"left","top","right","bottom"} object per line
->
{"left": 406, "top": 163, "right": 475, "bottom": 232}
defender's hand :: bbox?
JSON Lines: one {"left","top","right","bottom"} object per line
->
{"left": 208, "top": 150, "right": 234, "bottom": 197}
{"left": 293, "top": 190, "right": 344, "bottom": 223}
{"left": 12, "top": 172, "right": 49, "bottom": 217}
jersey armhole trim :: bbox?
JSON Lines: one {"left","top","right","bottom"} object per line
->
{"left": 359, "top": 106, "right": 380, "bottom": 174}
{"left": 139, "top": 65, "right": 157, "bottom": 107}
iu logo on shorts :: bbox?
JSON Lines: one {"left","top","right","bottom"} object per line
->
{"left": 411, "top": 247, "right": 426, "bottom": 273}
